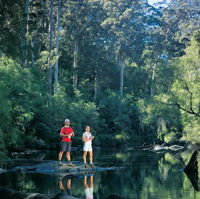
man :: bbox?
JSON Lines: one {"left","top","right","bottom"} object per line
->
{"left": 58, "top": 119, "right": 75, "bottom": 166}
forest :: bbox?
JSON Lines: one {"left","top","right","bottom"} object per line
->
{"left": 0, "top": 0, "right": 200, "bottom": 157}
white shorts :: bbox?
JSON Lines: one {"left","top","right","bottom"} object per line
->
{"left": 85, "top": 188, "right": 93, "bottom": 199}
{"left": 83, "top": 144, "right": 92, "bottom": 152}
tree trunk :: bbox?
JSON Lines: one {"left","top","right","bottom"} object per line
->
{"left": 54, "top": 0, "right": 61, "bottom": 95}
{"left": 150, "top": 64, "right": 156, "bottom": 96}
{"left": 119, "top": 57, "right": 124, "bottom": 98}
{"left": 48, "top": 0, "right": 54, "bottom": 97}
{"left": 20, "top": 0, "right": 29, "bottom": 67}
{"left": 73, "top": 39, "right": 78, "bottom": 90}
{"left": 94, "top": 69, "right": 98, "bottom": 101}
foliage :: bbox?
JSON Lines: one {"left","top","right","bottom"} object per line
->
{"left": 0, "top": 0, "right": 200, "bottom": 156}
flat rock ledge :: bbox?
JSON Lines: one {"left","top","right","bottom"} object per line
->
{"left": 9, "top": 160, "right": 117, "bottom": 176}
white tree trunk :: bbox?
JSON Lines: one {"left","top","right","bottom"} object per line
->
{"left": 119, "top": 58, "right": 124, "bottom": 98}
{"left": 150, "top": 64, "right": 156, "bottom": 96}
{"left": 48, "top": 0, "right": 54, "bottom": 96}
{"left": 54, "top": 0, "right": 61, "bottom": 95}
{"left": 73, "top": 39, "right": 78, "bottom": 90}
{"left": 94, "top": 69, "right": 98, "bottom": 101}
{"left": 20, "top": 0, "right": 29, "bottom": 67}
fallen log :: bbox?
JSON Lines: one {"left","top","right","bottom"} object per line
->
{"left": 134, "top": 144, "right": 184, "bottom": 151}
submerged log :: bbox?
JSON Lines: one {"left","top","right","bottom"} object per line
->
{"left": 184, "top": 150, "right": 200, "bottom": 191}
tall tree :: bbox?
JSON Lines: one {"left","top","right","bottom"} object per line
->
{"left": 48, "top": 0, "right": 54, "bottom": 97}
{"left": 54, "top": 0, "right": 62, "bottom": 94}
{"left": 20, "top": 0, "right": 29, "bottom": 67}
{"left": 101, "top": 0, "right": 147, "bottom": 97}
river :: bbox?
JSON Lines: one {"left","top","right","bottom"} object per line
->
{"left": 0, "top": 148, "right": 199, "bottom": 199}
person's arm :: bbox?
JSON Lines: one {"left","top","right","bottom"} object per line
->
{"left": 82, "top": 135, "right": 93, "bottom": 142}
{"left": 60, "top": 128, "right": 74, "bottom": 138}
{"left": 82, "top": 135, "right": 90, "bottom": 142}
{"left": 70, "top": 131, "right": 74, "bottom": 137}
{"left": 60, "top": 128, "right": 65, "bottom": 137}
{"left": 82, "top": 135, "right": 86, "bottom": 142}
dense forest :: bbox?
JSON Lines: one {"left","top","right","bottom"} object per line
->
{"left": 0, "top": 0, "right": 200, "bottom": 157}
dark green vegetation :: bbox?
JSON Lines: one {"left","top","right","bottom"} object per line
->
{"left": 0, "top": 0, "right": 200, "bottom": 156}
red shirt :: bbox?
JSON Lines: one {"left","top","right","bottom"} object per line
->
{"left": 60, "top": 126, "right": 74, "bottom": 142}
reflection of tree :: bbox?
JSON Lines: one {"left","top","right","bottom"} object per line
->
{"left": 184, "top": 150, "right": 200, "bottom": 191}
{"left": 97, "top": 150, "right": 190, "bottom": 199}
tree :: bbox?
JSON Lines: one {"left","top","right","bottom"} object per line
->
{"left": 170, "top": 31, "right": 200, "bottom": 117}
{"left": 54, "top": 0, "right": 62, "bottom": 94}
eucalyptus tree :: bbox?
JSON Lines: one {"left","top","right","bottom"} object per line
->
{"left": 20, "top": 0, "right": 29, "bottom": 67}
{"left": 170, "top": 32, "right": 200, "bottom": 118}
{"left": 61, "top": 0, "right": 90, "bottom": 90}
{"left": 100, "top": 0, "right": 148, "bottom": 97}
{"left": 48, "top": 0, "right": 54, "bottom": 97}
{"left": 54, "top": 0, "right": 62, "bottom": 94}
{"left": 0, "top": 0, "right": 23, "bottom": 58}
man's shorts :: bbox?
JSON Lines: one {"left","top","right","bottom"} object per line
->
{"left": 60, "top": 142, "right": 71, "bottom": 152}
{"left": 83, "top": 143, "right": 92, "bottom": 152}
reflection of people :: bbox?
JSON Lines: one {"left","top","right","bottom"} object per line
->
{"left": 82, "top": 126, "right": 95, "bottom": 168}
{"left": 84, "top": 175, "right": 94, "bottom": 199}
{"left": 58, "top": 119, "right": 75, "bottom": 166}
{"left": 58, "top": 177, "right": 72, "bottom": 195}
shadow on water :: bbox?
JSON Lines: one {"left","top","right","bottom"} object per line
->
{"left": 184, "top": 150, "right": 200, "bottom": 192}
{"left": 1, "top": 149, "right": 200, "bottom": 199}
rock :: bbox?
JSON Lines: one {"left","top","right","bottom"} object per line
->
{"left": 6, "top": 160, "right": 117, "bottom": 177}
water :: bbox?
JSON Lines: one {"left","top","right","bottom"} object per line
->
{"left": 0, "top": 149, "right": 199, "bottom": 199}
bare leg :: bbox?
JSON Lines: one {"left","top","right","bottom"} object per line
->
{"left": 58, "top": 151, "right": 64, "bottom": 161}
{"left": 89, "top": 151, "right": 93, "bottom": 164}
{"left": 66, "top": 152, "right": 71, "bottom": 162}
{"left": 84, "top": 176, "right": 88, "bottom": 189}
{"left": 83, "top": 151, "right": 87, "bottom": 163}
{"left": 90, "top": 175, "right": 94, "bottom": 189}
{"left": 59, "top": 178, "right": 65, "bottom": 191}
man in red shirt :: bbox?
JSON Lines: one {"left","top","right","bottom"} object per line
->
{"left": 58, "top": 119, "right": 75, "bottom": 166}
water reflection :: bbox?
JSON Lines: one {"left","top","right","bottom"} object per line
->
{"left": 84, "top": 173, "right": 94, "bottom": 199}
{"left": 58, "top": 177, "right": 72, "bottom": 195}
{"left": 1, "top": 150, "right": 200, "bottom": 199}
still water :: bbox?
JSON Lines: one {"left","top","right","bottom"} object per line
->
{"left": 0, "top": 149, "right": 199, "bottom": 199}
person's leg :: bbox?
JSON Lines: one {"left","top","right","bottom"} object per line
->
{"left": 58, "top": 151, "right": 64, "bottom": 161}
{"left": 66, "top": 152, "right": 71, "bottom": 162}
{"left": 58, "top": 177, "right": 65, "bottom": 191}
{"left": 84, "top": 175, "right": 88, "bottom": 189}
{"left": 66, "top": 178, "right": 71, "bottom": 195}
{"left": 89, "top": 151, "right": 93, "bottom": 164}
{"left": 90, "top": 175, "right": 94, "bottom": 189}
{"left": 66, "top": 142, "right": 72, "bottom": 162}
{"left": 83, "top": 151, "right": 87, "bottom": 163}
{"left": 58, "top": 142, "right": 67, "bottom": 164}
